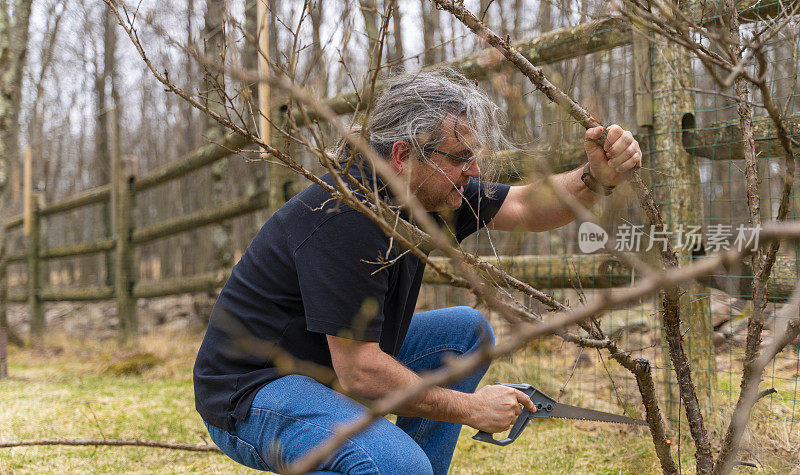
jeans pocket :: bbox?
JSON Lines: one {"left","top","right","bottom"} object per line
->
{"left": 206, "top": 422, "right": 272, "bottom": 471}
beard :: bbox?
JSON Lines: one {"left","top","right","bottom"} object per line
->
{"left": 414, "top": 185, "right": 463, "bottom": 212}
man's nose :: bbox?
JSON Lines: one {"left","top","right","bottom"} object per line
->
{"left": 463, "top": 159, "right": 480, "bottom": 177}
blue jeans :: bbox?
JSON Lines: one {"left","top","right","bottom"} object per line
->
{"left": 205, "top": 306, "right": 494, "bottom": 474}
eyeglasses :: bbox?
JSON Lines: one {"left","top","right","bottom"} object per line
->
{"left": 423, "top": 146, "right": 478, "bottom": 172}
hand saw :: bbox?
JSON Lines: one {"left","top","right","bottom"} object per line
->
{"left": 473, "top": 383, "right": 648, "bottom": 446}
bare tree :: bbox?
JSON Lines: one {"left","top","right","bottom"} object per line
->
{"left": 388, "top": 1, "right": 404, "bottom": 69}
{"left": 0, "top": 0, "right": 33, "bottom": 347}
{"left": 27, "top": 0, "right": 64, "bottom": 200}
{"left": 358, "top": 0, "right": 378, "bottom": 62}
{"left": 0, "top": 0, "right": 32, "bottom": 201}
{"left": 419, "top": 0, "right": 441, "bottom": 66}
{"left": 102, "top": 3, "right": 121, "bottom": 286}
{"left": 202, "top": 0, "right": 234, "bottom": 272}
{"left": 308, "top": 1, "right": 329, "bottom": 97}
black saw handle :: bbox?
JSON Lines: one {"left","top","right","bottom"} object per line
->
{"left": 472, "top": 383, "right": 556, "bottom": 446}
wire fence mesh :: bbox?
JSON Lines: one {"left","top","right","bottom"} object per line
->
{"left": 419, "top": 13, "right": 800, "bottom": 450}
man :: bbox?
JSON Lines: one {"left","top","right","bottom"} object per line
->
{"left": 194, "top": 69, "right": 641, "bottom": 474}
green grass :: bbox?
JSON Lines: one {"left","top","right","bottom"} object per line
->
{"left": 0, "top": 331, "right": 796, "bottom": 473}
{"left": 0, "top": 333, "right": 250, "bottom": 474}
{"left": 449, "top": 420, "right": 666, "bottom": 474}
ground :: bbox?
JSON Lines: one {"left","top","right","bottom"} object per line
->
{"left": 0, "top": 299, "right": 798, "bottom": 473}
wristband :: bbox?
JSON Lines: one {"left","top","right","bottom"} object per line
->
{"left": 581, "top": 165, "right": 615, "bottom": 196}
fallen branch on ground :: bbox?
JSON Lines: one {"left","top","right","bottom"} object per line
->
{"left": 0, "top": 438, "right": 222, "bottom": 453}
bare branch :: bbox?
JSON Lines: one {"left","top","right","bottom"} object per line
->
{"left": 430, "top": 1, "right": 713, "bottom": 471}
{"left": 0, "top": 438, "right": 222, "bottom": 452}
{"left": 288, "top": 222, "right": 800, "bottom": 473}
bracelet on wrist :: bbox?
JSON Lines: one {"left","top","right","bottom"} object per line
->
{"left": 580, "top": 164, "right": 615, "bottom": 196}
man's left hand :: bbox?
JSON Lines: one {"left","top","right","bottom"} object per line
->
{"left": 584, "top": 125, "right": 642, "bottom": 187}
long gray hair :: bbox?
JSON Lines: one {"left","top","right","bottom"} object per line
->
{"left": 338, "top": 68, "right": 512, "bottom": 179}
{"left": 367, "top": 68, "right": 511, "bottom": 162}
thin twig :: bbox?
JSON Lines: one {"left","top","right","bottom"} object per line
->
{"left": 0, "top": 438, "right": 222, "bottom": 453}
{"left": 431, "top": 1, "right": 700, "bottom": 472}
{"left": 286, "top": 224, "right": 800, "bottom": 474}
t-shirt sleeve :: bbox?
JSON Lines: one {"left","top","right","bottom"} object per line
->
{"left": 294, "top": 211, "right": 390, "bottom": 342}
{"left": 453, "top": 178, "right": 511, "bottom": 242}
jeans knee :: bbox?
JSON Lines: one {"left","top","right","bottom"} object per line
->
{"left": 405, "top": 450, "right": 434, "bottom": 475}
{"left": 363, "top": 438, "right": 433, "bottom": 475}
{"left": 453, "top": 306, "right": 495, "bottom": 349}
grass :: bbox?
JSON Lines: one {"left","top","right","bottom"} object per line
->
{"left": 449, "top": 419, "right": 664, "bottom": 474}
{"left": 0, "top": 332, "right": 248, "bottom": 474}
{"left": 0, "top": 328, "right": 798, "bottom": 474}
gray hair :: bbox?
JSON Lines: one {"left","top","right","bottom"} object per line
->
{"left": 365, "top": 68, "right": 512, "bottom": 169}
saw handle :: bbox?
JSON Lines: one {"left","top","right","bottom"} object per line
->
{"left": 472, "top": 383, "right": 557, "bottom": 446}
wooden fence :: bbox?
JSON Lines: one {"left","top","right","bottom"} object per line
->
{"left": 1, "top": 0, "right": 797, "bottom": 348}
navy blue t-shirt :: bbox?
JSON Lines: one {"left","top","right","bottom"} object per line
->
{"left": 193, "top": 163, "right": 510, "bottom": 431}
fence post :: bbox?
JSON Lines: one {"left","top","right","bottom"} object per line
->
{"left": 650, "top": 29, "right": 716, "bottom": 421}
{"left": 1, "top": 209, "right": 23, "bottom": 350}
{"left": 0, "top": 326, "right": 7, "bottom": 379}
{"left": 106, "top": 108, "right": 119, "bottom": 292}
{"left": 0, "top": 220, "right": 8, "bottom": 359}
{"left": 27, "top": 192, "right": 44, "bottom": 340}
{"left": 632, "top": 27, "right": 653, "bottom": 129}
{"left": 113, "top": 153, "right": 137, "bottom": 343}
{"left": 0, "top": 211, "right": 7, "bottom": 377}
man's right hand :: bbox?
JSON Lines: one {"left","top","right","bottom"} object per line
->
{"left": 466, "top": 384, "right": 537, "bottom": 433}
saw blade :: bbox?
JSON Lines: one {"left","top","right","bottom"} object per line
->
{"left": 549, "top": 403, "right": 648, "bottom": 426}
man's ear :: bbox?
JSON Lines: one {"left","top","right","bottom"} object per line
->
{"left": 390, "top": 141, "right": 410, "bottom": 172}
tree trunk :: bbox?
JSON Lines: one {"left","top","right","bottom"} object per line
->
{"left": 0, "top": 0, "right": 32, "bottom": 200}
{"left": 268, "top": 0, "right": 278, "bottom": 68}
{"left": 183, "top": 0, "right": 196, "bottom": 154}
{"left": 243, "top": 0, "right": 270, "bottom": 235}
{"left": 358, "top": 0, "right": 378, "bottom": 59}
{"left": 103, "top": 5, "right": 121, "bottom": 287}
{"left": 202, "top": 0, "right": 227, "bottom": 133}
{"left": 512, "top": 0, "right": 524, "bottom": 36}
{"left": 420, "top": 0, "right": 439, "bottom": 66}
{"left": 0, "top": 0, "right": 33, "bottom": 345}
{"left": 177, "top": 0, "right": 197, "bottom": 277}
{"left": 204, "top": 0, "right": 234, "bottom": 272}
{"left": 651, "top": 31, "right": 717, "bottom": 438}
{"left": 0, "top": 0, "right": 31, "bottom": 202}
{"left": 29, "top": 0, "right": 65, "bottom": 205}
{"left": 310, "top": 0, "right": 329, "bottom": 97}
{"left": 389, "top": 2, "right": 404, "bottom": 69}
